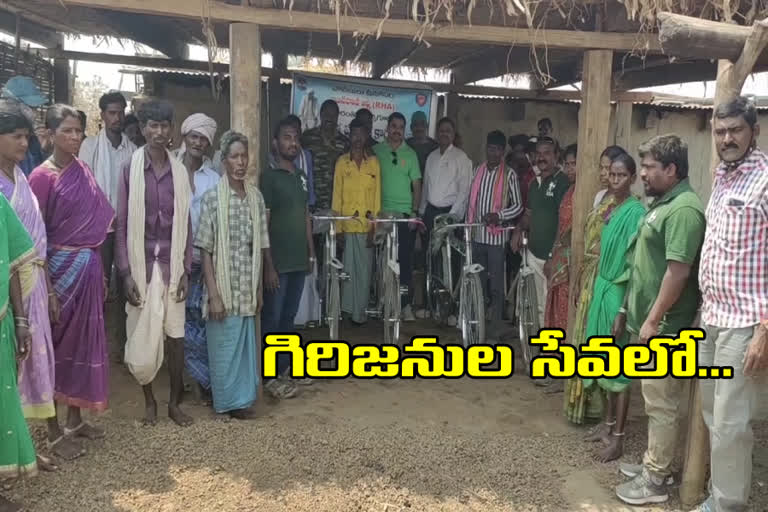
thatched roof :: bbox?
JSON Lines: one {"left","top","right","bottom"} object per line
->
{"left": 6, "top": 0, "right": 768, "bottom": 89}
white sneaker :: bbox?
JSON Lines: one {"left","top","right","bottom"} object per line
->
{"left": 415, "top": 308, "right": 430, "bottom": 319}
{"left": 402, "top": 305, "right": 416, "bottom": 322}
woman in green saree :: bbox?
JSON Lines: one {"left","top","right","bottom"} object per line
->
{"left": 583, "top": 153, "right": 646, "bottom": 462}
{"left": 0, "top": 192, "right": 38, "bottom": 512}
{"left": 563, "top": 146, "right": 626, "bottom": 426}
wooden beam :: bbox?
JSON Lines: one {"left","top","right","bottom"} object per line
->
{"left": 40, "top": 48, "right": 235, "bottom": 74}
{"left": 614, "top": 100, "right": 632, "bottom": 149}
{"left": 63, "top": 0, "right": 662, "bottom": 52}
{"left": 658, "top": 12, "right": 755, "bottom": 63}
{"left": 53, "top": 57, "right": 70, "bottom": 103}
{"left": 568, "top": 49, "right": 613, "bottom": 333}
{"left": 612, "top": 61, "right": 720, "bottom": 91}
{"left": 450, "top": 47, "right": 529, "bottom": 84}
{"left": 100, "top": 11, "right": 188, "bottom": 59}
{"left": 0, "top": 1, "right": 80, "bottom": 35}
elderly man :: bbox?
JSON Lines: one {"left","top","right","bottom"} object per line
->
{"left": 613, "top": 134, "right": 705, "bottom": 506}
{"left": 172, "top": 113, "right": 221, "bottom": 401}
{"left": 691, "top": 97, "right": 768, "bottom": 512}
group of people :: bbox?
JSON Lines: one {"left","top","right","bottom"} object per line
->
{"left": 535, "top": 97, "right": 766, "bottom": 512}
{"left": 0, "top": 68, "right": 765, "bottom": 512}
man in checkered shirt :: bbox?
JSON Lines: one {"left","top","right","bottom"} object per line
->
{"left": 693, "top": 97, "right": 768, "bottom": 512}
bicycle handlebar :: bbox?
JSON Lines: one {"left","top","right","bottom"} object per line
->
{"left": 312, "top": 210, "right": 363, "bottom": 223}
{"left": 369, "top": 217, "right": 425, "bottom": 227}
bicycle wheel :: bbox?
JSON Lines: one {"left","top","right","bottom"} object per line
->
{"left": 517, "top": 272, "right": 540, "bottom": 375}
{"left": 426, "top": 244, "right": 450, "bottom": 326}
{"left": 383, "top": 267, "right": 400, "bottom": 345}
{"left": 460, "top": 273, "right": 485, "bottom": 347}
{"left": 328, "top": 267, "right": 340, "bottom": 339}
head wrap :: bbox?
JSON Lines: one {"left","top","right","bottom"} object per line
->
{"left": 486, "top": 130, "right": 506, "bottom": 148}
{"left": 181, "top": 113, "right": 217, "bottom": 144}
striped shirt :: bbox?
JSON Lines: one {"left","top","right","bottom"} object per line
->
{"left": 469, "top": 163, "right": 523, "bottom": 246}
{"left": 699, "top": 147, "right": 768, "bottom": 328}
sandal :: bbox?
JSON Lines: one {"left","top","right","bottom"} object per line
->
{"left": 36, "top": 454, "right": 59, "bottom": 472}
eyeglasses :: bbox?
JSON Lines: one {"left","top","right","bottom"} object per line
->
{"left": 391, "top": 151, "right": 398, "bottom": 165}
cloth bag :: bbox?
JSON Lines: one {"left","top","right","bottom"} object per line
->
{"left": 294, "top": 261, "right": 321, "bottom": 327}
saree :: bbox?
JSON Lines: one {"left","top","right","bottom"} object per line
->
{"left": 563, "top": 195, "right": 617, "bottom": 425}
{"left": 342, "top": 233, "right": 373, "bottom": 324}
{"left": 0, "top": 167, "right": 56, "bottom": 419}
{"left": 583, "top": 197, "right": 646, "bottom": 393}
{"left": 544, "top": 186, "right": 574, "bottom": 329}
{"left": 28, "top": 158, "right": 114, "bottom": 412}
{"left": 0, "top": 193, "right": 38, "bottom": 479}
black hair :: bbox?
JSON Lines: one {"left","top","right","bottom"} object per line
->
{"left": 273, "top": 117, "right": 299, "bottom": 139}
{"left": 611, "top": 152, "right": 637, "bottom": 175}
{"left": 320, "top": 99, "right": 339, "bottom": 114}
{"left": 349, "top": 118, "right": 366, "bottom": 133}
{"left": 136, "top": 99, "right": 174, "bottom": 125}
{"left": 387, "top": 112, "right": 406, "bottom": 126}
{"left": 564, "top": 143, "right": 577, "bottom": 159}
{"left": 508, "top": 134, "right": 530, "bottom": 149}
{"left": 638, "top": 134, "right": 689, "bottom": 179}
{"left": 436, "top": 117, "right": 455, "bottom": 131}
{"left": 355, "top": 108, "right": 373, "bottom": 119}
{"left": 487, "top": 130, "right": 506, "bottom": 148}
{"left": 600, "top": 145, "right": 626, "bottom": 161}
{"left": 285, "top": 114, "right": 302, "bottom": 132}
{"left": 99, "top": 91, "right": 127, "bottom": 112}
{"left": 536, "top": 136, "right": 559, "bottom": 152}
{"left": 714, "top": 96, "right": 758, "bottom": 129}
{"left": 0, "top": 98, "right": 34, "bottom": 135}
{"left": 45, "top": 104, "right": 81, "bottom": 132}
{"left": 219, "top": 130, "right": 248, "bottom": 159}
{"left": 124, "top": 113, "right": 139, "bottom": 126}
{"left": 538, "top": 118, "right": 552, "bottom": 129}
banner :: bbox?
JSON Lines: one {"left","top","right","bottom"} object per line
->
{"left": 291, "top": 72, "right": 438, "bottom": 141}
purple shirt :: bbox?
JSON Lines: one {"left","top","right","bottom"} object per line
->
{"left": 115, "top": 148, "right": 192, "bottom": 284}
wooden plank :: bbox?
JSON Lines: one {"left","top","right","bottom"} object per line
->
{"left": 658, "top": 12, "right": 754, "bottom": 63}
{"left": 230, "top": 22, "right": 262, "bottom": 180}
{"left": 0, "top": 10, "right": 59, "bottom": 48}
{"left": 568, "top": 49, "right": 613, "bottom": 333}
{"left": 40, "top": 48, "right": 233, "bottom": 74}
{"left": 62, "top": 0, "right": 662, "bottom": 52}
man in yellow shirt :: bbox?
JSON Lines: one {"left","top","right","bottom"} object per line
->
{"left": 332, "top": 118, "right": 381, "bottom": 324}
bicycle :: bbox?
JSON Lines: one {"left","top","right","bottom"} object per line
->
{"left": 366, "top": 214, "right": 424, "bottom": 345}
{"left": 311, "top": 211, "right": 362, "bottom": 339}
{"left": 507, "top": 232, "right": 540, "bottom": 375}
{"left": 428, "top": 218, "right": 516, "bottom": 347}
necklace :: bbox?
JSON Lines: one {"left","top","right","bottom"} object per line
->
{"left": 48, "top": 156, "right": 71, "bottom": 170}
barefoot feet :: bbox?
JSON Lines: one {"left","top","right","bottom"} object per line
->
{"left": 65, "top": 422, "right": 105, "bottom": 440}
{"left": 584, "top": 421, "right": 614, "bottom": 443}
{"left": 143, "top": 399, "right": 158, "bottom": 426}
{"left": 36, "top": 454, "right": 59, "bottom": 472}
{"left": 48, "top": 436, "right": 86, "bottom": 461}
{"left": 168, "top": 404, "right": 193, "bottom": 427}
{"left": 595, "top": 433, "right": 624, "bottom": 462}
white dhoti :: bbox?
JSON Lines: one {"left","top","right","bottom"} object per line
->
{"left": 124, "top": 264, "right": 185, "bottom": 385}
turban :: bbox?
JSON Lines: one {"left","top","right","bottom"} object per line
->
{"left": 181, "top": 113, "right": 217, "bottom": 144}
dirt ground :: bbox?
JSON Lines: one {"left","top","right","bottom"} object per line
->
{"left": 8, "top": 312, "right": 768, "bottom": 512}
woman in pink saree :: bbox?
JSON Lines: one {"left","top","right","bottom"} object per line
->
{"left": 29, "top": 104, "right": 114, "bottom": 449}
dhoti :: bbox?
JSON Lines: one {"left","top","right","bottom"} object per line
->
{"left": 124, "top": 264, "right": 185, "bottom": 385}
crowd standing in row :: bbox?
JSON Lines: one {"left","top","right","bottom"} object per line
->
{"left": 0, "top": 72, "right": 765, "bottom": 512}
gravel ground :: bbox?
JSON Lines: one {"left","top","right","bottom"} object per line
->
{"left": 6, "top": 319, "right": 767, "bottom": 512}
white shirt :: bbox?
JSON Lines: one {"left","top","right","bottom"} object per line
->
{"left": 189, "top": 161, "right": 221, "bottom": 264}
{"left": 419, "top": 144, "right": 473, "bottom": 219}
{"left": 79, "top": 130, "right": 137, "bottom": 208}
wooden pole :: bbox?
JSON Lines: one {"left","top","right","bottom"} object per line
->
{"left": 229, "top": 23, "right": 263, "bottom": 401}
{"left": 567, "top": 49, "right": 612, "bottom": 334}
{"left": 53, "top": 57, "right": 71, "bottom": 104}
{"left": 614, "top": 100, "right": 632, "bottom": 149}
{"left": 268, "top": 51, "right": 287, "bottom": 142}
{"left": 229, "top": 22, "right": 262, "bottom": 182}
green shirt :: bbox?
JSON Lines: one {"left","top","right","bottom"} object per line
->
{"left": 260, "top": 166, "right": 310, "bottom": 274}
{"left": 625, "top": 179, "right": 705, "bottom": 335}
{"left": 374, "top": 141, "right": 422, "bottom": 215}
{"left": 527, "top": 170, "right": 571, "bottom": 260}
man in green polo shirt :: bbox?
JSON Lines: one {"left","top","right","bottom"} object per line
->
{"left": 613, "top": 134, "right": 705, "bottom": 506}
{"left": 373, "top": 112, "right": 422, "bottom": 321}
{"left": 261, "top": 117, "right": 315, "bottom": 400}
{"left": 511, "top": 137, "right": 570, "bottom": 330}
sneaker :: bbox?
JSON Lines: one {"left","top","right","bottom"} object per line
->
{"left": 615, "top": 468, "right": 669, "bottom": 505}
{"left": 415, "top": 308, "right": 431, "bottom": 319}
{"left": 265, "top": 378, "right": 298, "bottom": 399}
{"left": 295, "top": 377, "right": 314, "bottom": 387}
{"left": 402, "top": 305, "right": 416, "bottom": 322}
{"left": 447, "top": 315, "right": 457, "bottom": 327}
{"left": 619, "top": 462, "right": 675, "bottom": 485}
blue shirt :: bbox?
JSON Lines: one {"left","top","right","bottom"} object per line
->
{"left": 190, "top": 161, "right": 221, "bottom": 263}
{"left": 19, "top": 135, "right": 45, "bottom": 176}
